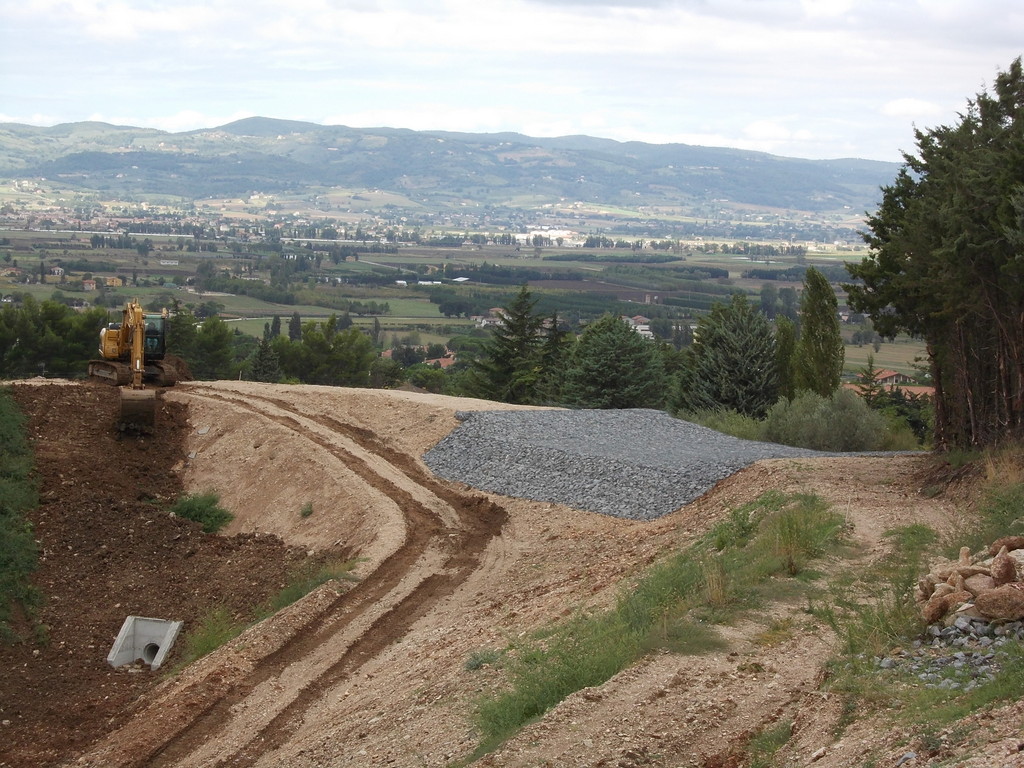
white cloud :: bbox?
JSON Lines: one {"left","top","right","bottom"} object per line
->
{"left": 0, "top": 0, "right": 1019, "bottom": 161}
{"left": 880, "top": 98, "right": 946, "bottom": 119}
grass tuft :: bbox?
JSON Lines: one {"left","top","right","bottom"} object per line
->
{"left": 173, "top": 557, "right": 359, "bottom": 671}
{"left": 263, "top": 557, "right": 358, "bottom": 615}
{"left": 170, "top": 491, "right": 234, "bottom": 533}
{"left": 177, "top": 605, "right": 245, "bottom": 666}
{"left": 747, "top": 720, "right": 793, "bottom": 768}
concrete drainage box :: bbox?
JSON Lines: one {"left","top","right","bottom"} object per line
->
{"left": 107, "top": 616, "right": 183, "bottom": 670}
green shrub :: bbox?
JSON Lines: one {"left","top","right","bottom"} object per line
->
{"left": 465, "top": 648, "right": 503, "bottom": 671}
{"left": 300, "top": 501, "right": 314, "bottom": 518}
{"left": 170, "top": 492, "right": 234, "bottom": 533}
{"left": 763, "top": 389, "right": 887, "bottom": 451}
{"left": 684, "top": 408, "right": 766, "bottom": 441}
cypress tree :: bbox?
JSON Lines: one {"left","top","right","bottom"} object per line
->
{"left": 848, "top": 58, "right": 1024, "bottom": 447}
{"left": 775, "top": 315, "right": 797, "bottom": 401}
{"left": 288, "top": 311, "right": 302, "bottom": 341}
{"left": 793, "top": 267, "right": 843, "bottom": 397}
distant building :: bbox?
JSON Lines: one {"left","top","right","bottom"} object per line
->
{"left": 82, "top": 279, "right": 97, "bottom": 291}
{"left": 621, "top": 315, "right": 655, "bottom": 339}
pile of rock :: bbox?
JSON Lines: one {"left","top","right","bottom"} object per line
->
{"left": 890, "top": 617, "right": 1024, "bottom": 691}
{"left": 916, "top": 536, "right": 1024, "bottom": 624}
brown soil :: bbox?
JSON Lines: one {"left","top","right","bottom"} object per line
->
{"left": 1, "top": 380, "right": 1022, "bottom": 768}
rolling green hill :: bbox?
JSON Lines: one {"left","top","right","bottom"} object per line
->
{"left": 0, "top": 118, "right": 897, "bottom": 213}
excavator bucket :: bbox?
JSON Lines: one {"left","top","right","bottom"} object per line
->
{"left": 119, "top": 389, "right": 156, "bottom": 433}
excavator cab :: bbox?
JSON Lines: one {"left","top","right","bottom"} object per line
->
{"left": 89, "top": 300, "right": 178, "bottom": 433}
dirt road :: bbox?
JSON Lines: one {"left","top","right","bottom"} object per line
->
{"left": 3, "top": 380, "right": 1021, "bottom": 768}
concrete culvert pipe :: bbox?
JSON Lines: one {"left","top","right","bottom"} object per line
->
{"left": 107, "top": 616, "right": 183, "bottom": 671}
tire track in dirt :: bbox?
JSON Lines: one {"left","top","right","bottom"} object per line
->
{"left": 83, "top": 386, "right": 507, "bottom": 768}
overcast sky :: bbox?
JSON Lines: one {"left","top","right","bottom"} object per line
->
{"left": 1, "top": 0, "right": 1019, "bottom": 161}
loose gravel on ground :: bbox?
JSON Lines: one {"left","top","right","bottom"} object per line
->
{"left": 423, "top": 408, "right": 836, "bottom": 520}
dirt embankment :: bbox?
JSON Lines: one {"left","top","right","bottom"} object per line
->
{"left": 3, "top": 380, "right": 1022, "bottom": 768}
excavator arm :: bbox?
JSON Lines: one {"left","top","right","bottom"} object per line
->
{"left": 119, "top": 301, "right": 155, "bottom": 431}
{"left": 90, "top": 299, "right": 171, "bottom": 432}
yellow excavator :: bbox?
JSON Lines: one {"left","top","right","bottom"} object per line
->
{"left": 88, "top": 299, "right": 179, "bottom": 431}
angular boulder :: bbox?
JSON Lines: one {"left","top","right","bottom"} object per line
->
{"left": 975, "top": 585, "right": 1024, "bottom": 621}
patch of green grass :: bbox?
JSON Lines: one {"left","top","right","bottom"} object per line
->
{"left": 300, "top": 501, "right": 314, "bottom": 518}
{"left": 684, "top": 408, "right": 765, "bottom": 442}
{"left": 173, "top": 557, "right": 359, "bottom": 671}
{"left": 177, "top": 604, "right": 246, "bottom": 666}
{"left": 811, "top": 523, "right": 933, "bottom": 661}
{"left": 471, "top": 492, "right": 845, "bottom": 756}
{"left": 948, "top": 481, "right": 1024, "bottom": 557}
{"left": 0, "top": 387, "right": 41, "bottom": 643}
{"left": 263, "top": 558, "right": 359, "bottom": 615}
{"left": 747, "top": 720, "right": 793, "bottom": 768}
{"left": 170, "top": 491, "right": 234, "bottom": 533}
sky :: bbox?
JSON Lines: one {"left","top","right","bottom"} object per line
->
{"left": 1, "top": 0, "right": 1020, "bottom": 162}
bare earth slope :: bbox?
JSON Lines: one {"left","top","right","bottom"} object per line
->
{"left": 3, "top": 380, "right": 1022, "bottom": 768}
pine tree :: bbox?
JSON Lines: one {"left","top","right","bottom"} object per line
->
{"left": 250, "top": 336, "right": 282, "bottom": 383}
{"left": 270, "top": 314, "right": 282, "bottom": 338}
{"left": 533, "top": 312, "right": 574, "bottom": 405}
{"left": 192, "top": 316, "right": 234, "bottom": 380}
{"left": 793, "top": 267, "right": 843, "bottom": 397}
{"left": 466, "top": 285, "right": 544, "bottom": 403}
{"left": 561, "top": 314, "right": 667, "bottom": 409}
{"left": 675, "top": 293, "right": 778, "bottom": 418}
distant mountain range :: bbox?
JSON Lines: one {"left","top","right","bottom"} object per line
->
{"left": 0, "top": 117, "right": 900, "bottom": 214}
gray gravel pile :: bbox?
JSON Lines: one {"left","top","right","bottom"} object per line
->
{"left": 871, "top": 618, "right": 1024, "bottom": 692}
{"left": 423, "top": 408, "right": 836, "bottom": 520}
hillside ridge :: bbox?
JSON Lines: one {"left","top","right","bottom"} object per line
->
{"left": 0, "top": 118, "right": 898, "bottom": 213}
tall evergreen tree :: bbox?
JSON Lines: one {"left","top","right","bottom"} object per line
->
{"left": 775, "top": 315, "right": 797, "bottom": 401}
{"left": 562, "top": 314, "right": 667, "bottom": 409}
{"left": 288, "top": 311, "right": 302, "bottom": 341}
{"left": 249, "top": 336, "right": 283, "bottom": 383}
{"left": 466, "top": 285, "right": 544, "bottom": 403}
{"left": 675, "top": 293, "right": 778, "bottom": 418}
{"left": 793, "top": 267, "right": 844, "bottom": 397}
{"left": 847, "top": 58, "right": 1024, "bottom": 447}
{"left": 269, "top": 314, "right": 282, "bottom": 338}
{"left": 533, "top": 312, "right": 574, "bottom": 405}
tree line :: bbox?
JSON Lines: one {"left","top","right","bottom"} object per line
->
{"left": 455, "top": 269, "right": 843, "bottom": 417}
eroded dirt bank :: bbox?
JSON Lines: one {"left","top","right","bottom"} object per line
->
{"left": 3, "top": 380, "right": 1020, "bottom": 768}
